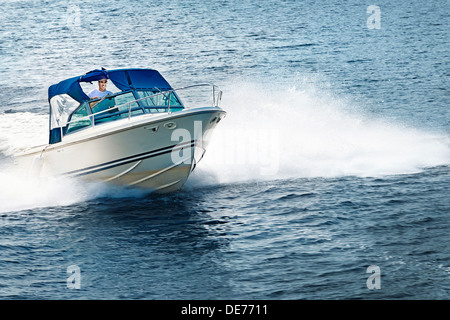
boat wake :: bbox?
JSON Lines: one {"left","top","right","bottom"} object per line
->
{"left": 0, "top": 113, "right": 147, "bottom": 213}
{"left": 1, "top": 77, "right": 450, "bottom": 211}
{"left": 0, "top": 166, "right": 149, "bottom": 214}
{"left": 0, "top": 111, "right": 48, "bottom": 157}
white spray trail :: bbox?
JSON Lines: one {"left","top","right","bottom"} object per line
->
{"left": 0, "top": 112, "right": 147, "bottom": 213}
{"left": 192, "top": 80, "right": 450, "bottom": 185}
{"left": 1, "top": 79, "right": 449, "bottom": 210}
{"left": 0, "top": 169, "right": 148, "bottom": 213}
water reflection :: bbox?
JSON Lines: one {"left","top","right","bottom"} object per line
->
{"left": 39, "top": 186, "right": 235, "bottom": 298}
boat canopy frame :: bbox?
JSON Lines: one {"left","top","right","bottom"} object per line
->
{"left": 48, "top": 68, "right": 173, "bottom": 144}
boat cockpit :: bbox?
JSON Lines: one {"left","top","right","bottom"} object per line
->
{"left": 48, "top": 68, "right": 221, "bottom": 144}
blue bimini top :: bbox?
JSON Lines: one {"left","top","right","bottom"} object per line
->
{"left": 48, "top": 68, "right": 173, "bottom": 144}
{"left": 48, "top": 68, "right": 172, "bottom": 102}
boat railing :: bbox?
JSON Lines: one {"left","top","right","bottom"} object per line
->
{"left": 65, "top": 84, "right": 222, "bottom": 133}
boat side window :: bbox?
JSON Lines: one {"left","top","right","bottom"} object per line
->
{"left": 66, "top": 104, "right": 92, "bottom": 134}
{"left": 137, "top": 90, "right": 183, "bottom": 113}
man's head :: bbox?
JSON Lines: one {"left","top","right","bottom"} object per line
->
{"left": 98, "top": 78, "right": 108, "bottom": 92}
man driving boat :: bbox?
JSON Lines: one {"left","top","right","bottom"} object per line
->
{"left": 88, "top": 77, "right": 112, "bottom": 99}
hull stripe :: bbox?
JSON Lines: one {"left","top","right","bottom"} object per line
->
{"left": 65, "top": 140, "right": 196, "bottom": 177}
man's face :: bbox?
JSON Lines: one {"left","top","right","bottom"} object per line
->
{"left": 98, "top": 79, "right": 107, "bottom": 91}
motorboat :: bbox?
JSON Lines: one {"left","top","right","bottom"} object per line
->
{"left": 14, "top": 68, "right": 226, "bottom": 192}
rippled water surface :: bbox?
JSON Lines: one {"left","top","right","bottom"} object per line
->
{"left": 0, "top": 0, "right": 449, "bottom": 299}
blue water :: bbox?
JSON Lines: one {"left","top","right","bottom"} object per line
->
{"left": 1, "top": 0, "right": 449, "bottom": 299}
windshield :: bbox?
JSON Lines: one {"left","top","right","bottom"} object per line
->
{"left": 137, "top": 90, "right": 183, "bottom": 112}
{"left": 55, "top": 89, "right": 186, "bottom": 140}
{"left": 90, "top": 91, "right": 139, "bottom": 114}
{"left": 65, "top": 104, "right": 92, "bottom": 134}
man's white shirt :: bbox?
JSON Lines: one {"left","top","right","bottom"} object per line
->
{"left": 88, "top": 89, "right": 112, "bottom": 98}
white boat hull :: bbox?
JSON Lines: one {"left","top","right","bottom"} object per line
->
{"left": 14, "top": 107, "right": 226, "bottom": 193}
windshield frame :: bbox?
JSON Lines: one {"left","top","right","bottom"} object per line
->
{"left": 63, "top": 89, "right": 186, "bottom": 137}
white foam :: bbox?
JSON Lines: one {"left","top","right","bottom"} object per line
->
{"left": 0, "top": 112, "right": 145, "bottom": 213}
{"left": 0, "top": 112, "right": 48, "bottom": 156}
{"left": 1, "top": 78, "right": 449, "bottom": 210}
{"left": 192, "top": 79, "right": 450, "bottom": 185}
{"left": 0, "top": 167, "right": 148, "bottom": 213}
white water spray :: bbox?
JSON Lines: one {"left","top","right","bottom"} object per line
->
{"left": 1, "top": 78, "right": 449, "bottom": 210}
{"left": 192, "top": 79, "right": 450, "bottom": 185}
{"left": 0, "top": 113, "right": 147, "bottom": 213}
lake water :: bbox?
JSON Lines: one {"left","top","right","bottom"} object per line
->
{"left": 0, "top": 0, "right": 449, "bottom": 300}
